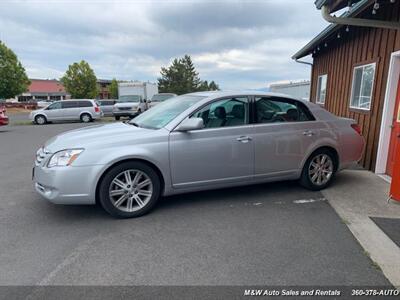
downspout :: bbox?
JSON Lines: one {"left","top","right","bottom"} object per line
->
{"left": 295, "top": 58, "right": 313, "bottom": 66}
{"left": 321, "top": 4, "right": 400, "bottom": 30}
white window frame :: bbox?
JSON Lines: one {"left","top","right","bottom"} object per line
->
{"left": 349, "top": 62, "right": 376, "bottom": 111}
{"left": 316, "top": 74, "right": 327, "bottom": 104}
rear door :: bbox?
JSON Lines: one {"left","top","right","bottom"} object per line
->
{"left": 253, "top": 96, "right": 321, "bottom": 179}
{"left": 61, "top": 101, "right": 79, "bottom": 120}
{"left": 78, "top": 100, "right": 94, "bottom": 118}
{"left": 169, "top": 96, "right": 254, "bottom": 188}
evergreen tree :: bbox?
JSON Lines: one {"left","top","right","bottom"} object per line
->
{"left": 158, "top": 55, "right": 219, "bottom": 94}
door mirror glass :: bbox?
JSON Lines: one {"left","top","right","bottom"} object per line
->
{"left": 176, "top": 117, "right": 204, "bottom": 131}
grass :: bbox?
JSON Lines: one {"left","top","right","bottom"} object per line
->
{"left": 363, "top": 250, "right": 382, "bottom": 271}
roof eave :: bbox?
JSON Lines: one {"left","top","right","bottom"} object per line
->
{"left": 292, "top": 0, "right": 370, "bottom": 60}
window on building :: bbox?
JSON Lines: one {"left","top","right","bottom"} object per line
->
{"left": 350, "top": 63, "right": 376, "bottom": 110}
{"left": 316, "top": 74, "right": 327, "bottom": 104}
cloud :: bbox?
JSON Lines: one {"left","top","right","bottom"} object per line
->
{"left": 0, "top": 0, "right": 327, "bottom": 89}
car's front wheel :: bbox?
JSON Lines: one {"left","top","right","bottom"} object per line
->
{"left": 35, "top": 115, "right": 47, "bottom": 125}
{"left": 98, "top": 161, "right": 161, "bottom": 218}
{"left": 300, "top": 149, "right": 336, "bottom": 191}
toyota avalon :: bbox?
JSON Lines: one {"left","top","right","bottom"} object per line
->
{"left": 32, "top": 91, "right": 364, "bottom": 218}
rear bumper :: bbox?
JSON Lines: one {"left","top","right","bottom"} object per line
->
{"left": 33, "top": 164, "right": 105, "bottom": 204}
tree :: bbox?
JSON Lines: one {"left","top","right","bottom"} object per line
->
{"left": 0, "top": 41, "right": 30, "bottom": 99}
{"left": 61, "top": 60, "right": 97, "bottom": 99}
{"left": 109, "top": 78, "right": 118, "bottom": 99}
{"left": 158, "top": 55, "right": 219, "bottom": 94}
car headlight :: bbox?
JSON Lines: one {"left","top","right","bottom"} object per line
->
{"left": 47, "top": 149, "right": 84, "bottom": 167}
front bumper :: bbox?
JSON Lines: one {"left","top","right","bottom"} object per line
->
{"left": 113, "top": 110, "right": 140, "bottom": 117}
{"left": 33, "top": 164, "right": 105, "bottom": 205}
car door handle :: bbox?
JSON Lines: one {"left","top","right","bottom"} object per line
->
{"left": 236, "top": 136, "right": 252, "bottom": 143}
{"left": 302, "top": 130, "right": 315, "bottom": 137}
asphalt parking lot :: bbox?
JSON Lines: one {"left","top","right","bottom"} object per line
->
{"left": 0, "top": 121, "right": 390, "bottom": 288}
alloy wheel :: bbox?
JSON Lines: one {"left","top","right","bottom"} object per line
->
{"left": 308, "top": 154, "right": 333, "bottom": 186}
{"left": 109, "top": 169, "right": 153, "bottom": 212}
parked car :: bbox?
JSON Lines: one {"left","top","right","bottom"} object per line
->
{"left": 98, "top": 99, "right": 116, "bottom": 116}
{"left": 148, "top": 93, "right": 177, "bottom": 108}
{"left": 37, "top": 100, "right": 53, "bottom": 108}
{"left": 113, "top": 95, "right": 147, "bottom": 120}
{"left": 32, "top": 91, "right": 365, "bottom": 218}
{"left": 0, "top": 106, "right": 9, "bottom": 126}
{"left": 29, "top": 99, "right": 102, "bottom": 125}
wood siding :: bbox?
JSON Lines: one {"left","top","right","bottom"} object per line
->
{"left": 310, "top": 1, "right": 400, "bottom": 171}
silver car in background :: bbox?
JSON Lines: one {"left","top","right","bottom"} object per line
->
{"left": 98, "top": 99, "right": 116, "bottom": 117}
{"left": 30, "top": 99, "right": 102, "bottom": 125}
{"left": 33, "top": 91, "right": 364, "bottom": 218}
{"left": 148, "top": 93, "right": 177, "bottom": 108}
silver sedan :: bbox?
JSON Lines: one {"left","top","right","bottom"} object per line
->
{"left": 33, "top": 91, "right": 365, "bottom": 218}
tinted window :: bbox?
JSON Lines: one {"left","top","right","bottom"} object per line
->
{"left": 100, "top": 100, "right": 115, "bottom": 106}
{"left": 191, "top": 97, "right": 249, "bottom": 128}
{"left": 47, "top": 102, "right": 62, "bottom": 110}
{"left": 255, "top": 97, "right": 314, "bottom": 123}
{"left": 61, "top": 101, "right": 78, "bottom": 109}
{"left": 78, "top": 101, "right": 93, "bottom": 107}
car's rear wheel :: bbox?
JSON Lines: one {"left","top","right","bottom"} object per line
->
{"left": 80, "top": 113, "right": 92, "bottom": 123}
{"left": 300, "top": 149, "right": 336, "bottom": 191}
{"left": 115, "top": 116, "right": 120, "bottom": 121}
{"left": 35, "top": 115, "right": 47, "bottom": 125}
{"left": 98, "top": 161, "right": 161, "bottom": 218}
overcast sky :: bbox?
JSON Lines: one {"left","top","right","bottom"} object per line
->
{"left": 0, "top": 0, "right": 328, "bottom": 90}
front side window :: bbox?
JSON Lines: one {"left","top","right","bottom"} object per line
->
{"left": 191, "top": 97, "right": 249, "bottom": 128}
{"left": 350, "top": 63, "right": 376, "bottom": 110}
{"left": 47, "top": 102, "right": 62, "bottom": 110}
{"left": 255, "top": 97, "right": 314, "bottom": 123}
{"left": 316, "top": 74, "right": 327, "bottom": 104}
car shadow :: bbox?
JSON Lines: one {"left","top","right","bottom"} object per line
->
{"left": 38, "top": 179, "right": 322, "bottom": 222}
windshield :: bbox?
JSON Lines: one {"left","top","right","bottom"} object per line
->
{"left": 151, "top": 94, "right": 175, "bottom": 102}
{"left": 130, "top": 95, "right": 205, "bottom": 129}
{"left": 117, "top": 95, "right": 141, "bottom": 103}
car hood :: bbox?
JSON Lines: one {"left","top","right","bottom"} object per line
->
{"left": 43, "top": 122, "right": 160, "bottom": 152}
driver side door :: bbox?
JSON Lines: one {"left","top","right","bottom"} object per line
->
{"left": 169, "top": 96, "right": 254, "bottom": 189}
{"left": 45, "top": 102, "right": 62, "bottom": 121}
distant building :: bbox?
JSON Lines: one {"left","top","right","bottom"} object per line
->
{"left": 17, "top": 79, "right": 69, "bottom": 102}
{"left": 268, "top": 80, "right": 311, "bottom": 100}
{"left": 97, "top": 79, "right": 112, "bottom": 99}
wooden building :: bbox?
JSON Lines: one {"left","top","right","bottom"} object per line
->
{"left": 293, "top": 0, "right": 400, "bottom": 179}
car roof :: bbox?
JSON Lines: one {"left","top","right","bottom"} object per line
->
{"left": 187, "top": 90, "right": 308, "bottom": 104}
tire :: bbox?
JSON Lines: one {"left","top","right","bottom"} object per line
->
{"left": 35, "top": 115, "right": 47, "bottom": 125}
{"left": 98, "top": 161, "right": 161, "bottom": 218}
{"left": 300, "top": 149, "right": 336, "bottom": 191}
{"left": 115, "top": 116, "right": 120, "bottom": 121}
{"left": 80, "top": 113, "right": 92, "bottom": 123}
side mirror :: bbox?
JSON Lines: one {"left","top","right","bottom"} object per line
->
{"left": 176, "top": 118, "right": 204, "bottom": 132}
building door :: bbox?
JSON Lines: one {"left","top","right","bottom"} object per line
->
{"left": 386, "top": 77, "right": 400, "bottom": 177}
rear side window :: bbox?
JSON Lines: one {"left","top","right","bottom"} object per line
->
{"left": 61, "top": 101, "right": 78, "bottom": 109}
{"left": 78, "top": 101, "right": 93, "bottom": 107}
{"left": 100, "top": 100, "right": 114, "bottom": 106}
{"left": 255, "top": 97, "right": 315, "bottom": 123}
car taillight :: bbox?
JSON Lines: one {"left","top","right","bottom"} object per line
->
{"left": 351, "top": 124, "right": 362, "bottom": 135}
{"left": 95, "top": 106, "right": 100, "bottom": 113}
